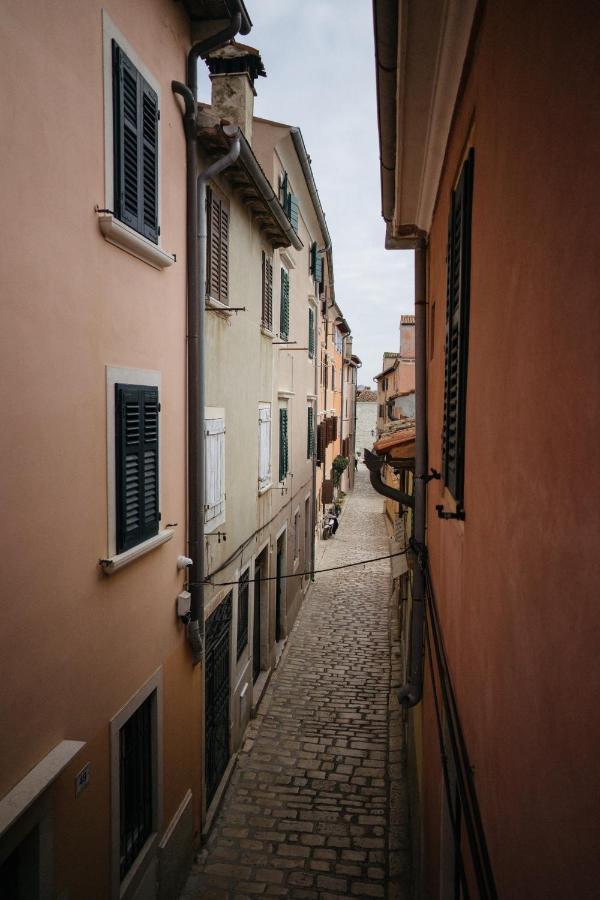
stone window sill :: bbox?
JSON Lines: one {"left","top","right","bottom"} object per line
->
{"left": 206, "top": 297, "right": 234, "bottom": 317}
{"left": 260, "top": 325, "right": 275, "bottom": 338}
{"left": 97, "top": 213, "right": 175, "bottom": 270}
{"left": 99, "top": 530, "right": 173, "bottom": 574}
{"left": 258, "top": 482, "right": 272, "bottom": 496}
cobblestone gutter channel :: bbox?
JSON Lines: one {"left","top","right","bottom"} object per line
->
{"left": 181, "top": 468, "right": 411, "bottom": 899}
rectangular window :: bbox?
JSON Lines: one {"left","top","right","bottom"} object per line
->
{"left": 280, "top": 171, "right": 299, "bottom": 233}
{"left": 237, "top": 569, "right": 249, "bottom": 659}
{"left": 307, "top": 405, "right": 314, "bottom": 459}
{"left": 115, "top": 384, "right": 159, "bottom": 554}
{"left": 119, "top": 694, "right": 154, "bottom": 880}
{"left": 258, "top": 403, "right": 271, "bottom": 489}
{"left": 442, "top": 149, "right": 474, "bottom": 505}
{"left": 112, "top": 41, "right": 159, "bottom": 243}
{"left": 308, "top": 306, "right": 315, "bottom": 358}
{"left": 279, "top": 405, "right": 289, "bottom": 482}
{"left": 206, "top": 188, "right": 230, "bottom": 305}
{"left": 331, "top": 365, "right": 336, "bottom": 391}
{"left": 205, "top": 412, "right": 225, "bottom": 530}
{"left": 261, "top": 251, "right": 273, "bottom": 330}
{"left": 316, "top": 421, "right": 326, "bottom": 465}
{"left": 280, "top": 267, "right": 290, "bottom": 340}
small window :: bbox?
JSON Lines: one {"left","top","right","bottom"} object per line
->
{"left": 205, "top": 411, "right": 225, "bottom": 530}
{"left": 112, "top": 41, "right": 159, "bottom": 243}
{"left": 280, "top": 172, "right": 299, "bottom": 233}
{"left": 206, "top": 187, "right": 230, "bottom": 305}
{"left": 280, "top": 268, "right": 290, "bottom": 340}
{"left": 258, "top": 403, "right": 271, "bottom": 489}
{"left": 119, "top": 694, "right": 154, "bottom": 879}
{"left": 279, "top": 404, "right": 289, "bottom": 482}
{"left": 237, "top": 569, "right": 249, "bottom": 659}
{"left": 332, "top": 365, "right": 336, "bottom": 392}
{"left": 261, "top": 252, "right": 273, "bottom": 330}
{"left": 115, "top": 384, "right": 160, "bottom": 554}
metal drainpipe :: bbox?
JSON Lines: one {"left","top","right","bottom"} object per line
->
{"left": 397, "top": 240, "right": 427, "bottom": 706}
{"left": 172, "top": 7, "right": 247, "bottom": 664}
{"left": 311, "top": 287, "right": 319, "bottom": 580}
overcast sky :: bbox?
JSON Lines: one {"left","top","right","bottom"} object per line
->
{"left": 199, "top": 0, "right": 415, "bottom": 384}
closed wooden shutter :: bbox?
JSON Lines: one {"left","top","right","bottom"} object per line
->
{"left": 332, "top": 416, "right": 338, "bottom": 442}
{"left": 308, "top": 307, "right": 315, "bottom": 358}
{"left": 442, "top": 149, "right": 474, "bottom": 503}
{"left": 206, "top": 188, "right": 230, "bottom": 304}
{"left": 205, "top": 417, "right": 225, "bottom": 523}
{"left": 279, "top": 408, "right": 288, "bottom": 481}
{"left": 280, "top": 268, "right": 290, "bottom": 340}
{"left": 307, "top": 406, "right": 314, "bottom": 459}
{"left": 258, "top": 405, "right": 271, "bottom": 487}
{"left": 116, "top": 384, "right": 159, "bottom": 553}
{"left": 322, "top": 479, "right": 334, "bottom": 504}
{"left": 289, "top": 195, "right": 299, "bottom": 232}
{"left": 237, "top": 569, "right": 249, "bottom": 659}
{"left": 317, "top": 422, "right": 326, "bottom": 465}
{"left": 262, "top": 252, "right": 273, "bottom": 330}
{"left": 113, "top": 42, "right": 159, "bottom": 244}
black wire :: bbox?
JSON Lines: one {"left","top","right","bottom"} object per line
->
{"left": 187, "top": 548, "right": 409, "bottom": 588}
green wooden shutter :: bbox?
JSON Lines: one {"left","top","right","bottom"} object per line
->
{"left": 308, "top": 307, "right": 315, "bottom": 358}
{"left": 113, "top": 42, "right": 159, "bottom": 244}
{"left": 310, "top": 242, "right": 318, "bottom": 276}
{"left": 307, "top": 406, "right": 314, "bottom": 459}
{"left": 289, "top": 194, "right": 299, "bottom": 232}
{"left": 280, "top": 268, "right": 290, "bottom": 340}
{"left": 262, "top": 252, "right": 273, "bottom": 329}
{"left": 116, "top": 384, "right": 159, "bottom": 553}
{"left": 279, "top": 408, "right": 288, "bottom": 481}
{"left": 141, "top": 79, "right": 159, "bottom": 243}
{"left": 442, "top": 149, "right": 474, "bottom": 504}
{"left": 113, "top": 42, "right": 140, "bottom": 233}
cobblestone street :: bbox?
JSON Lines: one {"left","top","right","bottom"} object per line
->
{"left": 181, "top": 468, "right": 410, "bottom": 899}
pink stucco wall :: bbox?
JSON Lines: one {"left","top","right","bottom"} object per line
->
{"left": 423, "top": 2, "right": 600, "bottom": 898}
{"left": 0, "top": 0, "right": 199, "bottom": 891}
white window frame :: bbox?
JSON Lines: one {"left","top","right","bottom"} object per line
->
{"left": 205, "top": 407, "right": 226, "bottom": 533}
{"left": 258, "top": 402, "right": 272, "bottom": 493}
{"left": 100, "top": 12, "right": 174, "bottom": 271}
{"left": 103, "top": 366, "right": 172, "bottom": 573}
{"left": 110, "top": 668, "right": 163, "bottom": 900}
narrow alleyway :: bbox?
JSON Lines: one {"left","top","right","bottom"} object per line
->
{"left": 181, "top": 468, "right": 410, "bottom": 899}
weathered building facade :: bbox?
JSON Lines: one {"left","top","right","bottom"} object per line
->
{"left": 373, "top": 1, "right": 600, "bottom": 898}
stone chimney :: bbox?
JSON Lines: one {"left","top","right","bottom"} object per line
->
{"left": 205, "top": 42, "right": 266, "bottom": 145}
{"left": 399, "top": 315, "right": 415, "bottom": 360}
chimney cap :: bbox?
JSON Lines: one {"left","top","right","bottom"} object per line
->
{"left": 205, "top": 41, "right": 266, "bottom": 82}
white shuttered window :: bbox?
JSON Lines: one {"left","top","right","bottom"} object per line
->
{"left": 258, "top": 404, "right": 271, "bottom": 490}
{"left": 205, "top": 413, "right": 225, "bottom": 529}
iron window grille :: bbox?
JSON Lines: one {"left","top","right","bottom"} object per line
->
{"left": 119, "top": 694, "right": 154, "bottom": 880}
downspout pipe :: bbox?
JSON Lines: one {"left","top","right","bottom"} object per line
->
{"left": 397, "top": 240, "right": 427, "bottom": 707}
{"left": 173, "top": 6, "right": 247, "bottom": 665}
{"left": 364, "top": 448, "right": 415, "bottom": 509}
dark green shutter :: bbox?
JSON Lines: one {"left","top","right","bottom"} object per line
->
{"left": 279, "top": 408, "right": 288, "bottom": 481}
{"left": 280, "top": 268, "right": 290, "bottom": 340}
{"left": 442, "top": 149, "right": 474, "bottom": 504}
{"left": 307, "top": 406, "right": 314, "bottom": 459}
{"left": 116, "top": 384, "right": 159, "bottom": 553}
{"left": 113, "top": 41, "right": 159, "bottom": 244}
{"left": 308, "top": 307, "right": 315, "bottom": 358}
{"left": 289, "top": 194, "right": 299, "bottom": 232}
{"left": 262, "top": 251, "right": 273, "bottom": 329}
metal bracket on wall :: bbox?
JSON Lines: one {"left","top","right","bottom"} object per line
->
{"left": 435, "top": 504, "right": 465, "bottom": 521}
{"left": 418, "top": 468, "right": 441, "bottom": 483}
{"left": 206, "top": 531, "right": 227, "bottom": 543}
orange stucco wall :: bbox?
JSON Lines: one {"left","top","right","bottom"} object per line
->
{"left": 423, "top": 2, "right": 600, "bottom": 898}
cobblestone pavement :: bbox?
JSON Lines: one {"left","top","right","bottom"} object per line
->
{"left": 181, "top": 467, "right": 410, "bottom": 899}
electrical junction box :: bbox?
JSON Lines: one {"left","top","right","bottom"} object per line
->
{"left": 177, "top": 591, "right": 191, "bottom": 618}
